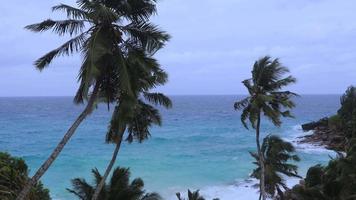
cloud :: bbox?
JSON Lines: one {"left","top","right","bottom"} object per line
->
{"left": 0, "top": 0, "right": 356, "bottom": 96}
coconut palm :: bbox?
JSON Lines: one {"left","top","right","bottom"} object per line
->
{"left": 92, "top": 49, "right": 172, "bottom": 200}
{"left": 67, "top": 167, "right": 162, "bottom": 200}
{"left": 17, "top": 0, "right": 169, "bottom": 199}
{"left": 250, "top": 135, "right": 301, "bottom": 199}
{"left": 234, "top": 56, "right": 297, "bottom": 200}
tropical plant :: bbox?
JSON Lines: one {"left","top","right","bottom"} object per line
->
{"left": 337, "top": 86, "right": 356, "bottom": 139}
{"left": 17, "top": 0, "right": 169, "bottom": 199}
{"left": 234, "top": 56, "right": 297, "bottom": 200}
{"left": 176, "top": 190, "right": 207, "bottom": 200}
{"left": 92, "top": 49, "right": 172, "bottom": 200}
{"left": 67, "top": 166, "right": 161, "bottom": 200}
{"left": 286, "top": 139, "right": 356, "bottom": 200}
{"left": 0, "top": 152, "right": 50, "bottom": 200}
{"left": 250, "top": 135, "right": 301, "bottom": 199}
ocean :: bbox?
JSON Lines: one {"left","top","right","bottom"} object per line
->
{"left": 0, "top": 95, "right": 340, "bottom": 199}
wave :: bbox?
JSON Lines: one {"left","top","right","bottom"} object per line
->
{"left": 283, "top": 125, "right": 334, "bottom": 155}
{"left": 168, "top": 178, "right": 301, "bottom": 200}
{"left": 167, "top": 124, "right": 330, "bottom": 200}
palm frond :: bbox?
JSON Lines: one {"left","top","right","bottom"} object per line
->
{"left": 106, "top": 0, "right": 157, "bottom": 21}
{"left": 123, "top": 21, "right": 170, "bottom": 54}
{"left": 234, "top": 97, "right": 250, "bottom": 110}
{"left": 66, "top": 178, "right": 94, "bottom": 200}
{"left": 34, "top": 32, "right": 88, "bottom": 70}
{"left": 25, "top": 19, "right": 85, "bottom": 36}
{"left": 91, "top": 168, "right": 103, "bottom": 186}
{"left": 106, "top": 95, "right": 137, "bottom": 143}
{"left": 126, "top": 100, "right": 162, "bottom": 143}
{"left": 52, "top": 4, "right": 89, "bottom": 20}
{"left": 141, "top": 192, "right": 163, "bottom": 200}
{"left": 143, "top": 92, "right": 172, "bottom": 108}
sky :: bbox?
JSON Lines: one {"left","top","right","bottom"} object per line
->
{"left": 0, "top": 0, "right": 356, "bottom": 96}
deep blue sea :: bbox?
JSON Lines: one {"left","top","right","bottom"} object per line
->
{"left": 0, "top": 95, "right": 340, "bottom": 199}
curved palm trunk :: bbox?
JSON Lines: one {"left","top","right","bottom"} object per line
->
{"left": 91, "top": 132, "right": 124, "bottom": 200}
{"left": 16, "top": 83, "right": 100, "bottom": 200}
{"left": 256, "top": 112, "right": 267, "bottom": 200}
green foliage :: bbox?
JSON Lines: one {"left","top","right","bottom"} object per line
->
{"left": 105, "top": 50, "right": 172, "bottom": 144}
{"left": 67, "top": 166, "right": 161, "bottom": 200}
{"left": 328, "top": 114, "right": 343, "bottom": 131}
{"left": 337, "top": 86, "right": 356, "bottom": 138}
{"left": 176, "top": 190, "right": 219, "bottom": 200}
{"left": 304, "top": 165, "right": 323, "bottom": 188}
{"left": 234, "top": 56, "right": 297, "bottom": 129}
{"left": 234, "top": 56, "right": 297, "bottom": 200}
{"left": 27, "top": 0, "right": 170, "bottom": 106}
{"left": 286, "top": 141, "right": 356, "bottom": 200}
{"left": 0, "top": 152, "right": 50, "bottom": 200}
{"left": 250, "top": 135, "right": 301, "bottom": 199}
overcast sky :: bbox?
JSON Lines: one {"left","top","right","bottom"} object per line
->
{"left": 0, "top": 0, "right": 356, "bottom": 96}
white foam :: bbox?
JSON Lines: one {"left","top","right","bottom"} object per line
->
{"left": 168, "top": 177, "right": 301, "bottom": 200}
{"left": 283, "top": 125, "right": 334, "bottom": 155}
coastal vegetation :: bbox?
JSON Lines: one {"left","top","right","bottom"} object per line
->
{"left": 0, "top": 152, "right": 50, "bottom": 200}
{"left": 94, "top": 51, "right": 172, "bottom": 199}
{"left": 176, "top": 190, "right": 219, "bottom": 200}
{"left": 176, "top": 190, "right": 205, "bottom": 200}
{"left": 1, "top": 0, "right": 355, "bottom": 200}
{"left": 17, "top": 0, "right": 169, "bottom": 199}
{"left": 285, "top": 140, "right": 356, "bottom": 199}
{"left": 68, "top": 167, "right": 162, "bottom": 200}
{"left": 284, "top": 86, "right": 356, "bottom": 200}
{"left": 234, "top": 56, "right": 297, "bottom": 200}
{"left": 300, "top": 86, "right": 356, "bottom": 151}
{"left": 250, "top": 135, "right": 301, "bottom": 199}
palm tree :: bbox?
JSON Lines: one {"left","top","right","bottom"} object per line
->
{"left": 176, "top": 190, "right": 205, "bottom": 200}
{"left": 250, "top": 135, "right": 301, "bottom": 199}
{"left": 91, "top": 49, "right": 172, "bottom": 200}
{"left": 234, "top": 56, "right": 297, "bottom": 200}
{"left": 17, "top": 0, "right": 169, "bottom": 199}
{"left": 67, "top": 167, "right": 162, "bottom": 200}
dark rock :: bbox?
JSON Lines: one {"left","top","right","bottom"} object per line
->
{"left": 300, "top": 117, "right": 346, "bottom": 152}
{"left": 301, "top": 117, "right": 328, "bottom": 131}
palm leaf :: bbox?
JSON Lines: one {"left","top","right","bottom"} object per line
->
{"left": 123, "top": 21, "right": 170, "bottom": 54}
{"left": 25, "top": 19, "right": 85, "bottom": 36}
{"left": 34, "top": 32, "right": 88, "bottom": 70}
{"left": 52, "top": 4, "right": 89, "bottom": 20}
{"left": 143, "top": 92, "right": 172, "bottom": 108}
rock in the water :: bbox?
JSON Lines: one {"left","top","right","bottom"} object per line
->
{"left": 301, "top": 117, "right": 328, "bottom": 131}
{"left": 300, "top": 117, "right": 347, "bottom": 151}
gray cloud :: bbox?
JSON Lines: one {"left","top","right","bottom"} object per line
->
{"left": 0, "top": 0, "right": 355, "bottom": 96}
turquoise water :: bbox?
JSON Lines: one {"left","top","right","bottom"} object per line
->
{"left": 0, "top": 95, "right": 339, "bottom": 199}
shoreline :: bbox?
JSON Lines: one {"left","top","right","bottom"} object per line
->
{"left": 168, "top": 125, "right": 332, "bottom": 200}
{"left": 298, "top": 118, "right": 347, "bottom": 151}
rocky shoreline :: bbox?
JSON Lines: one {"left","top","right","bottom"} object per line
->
{"left": 298, "top": 117, "right": 347, "bottom": 151}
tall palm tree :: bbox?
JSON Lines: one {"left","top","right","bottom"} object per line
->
{"left": 17, "top": 0, "right": 169, "bottom": 199}
{"left": 67, "top": 167, "right": 162, "bottom": 200}
{"left": 250, "top": 135, "right": 301, "bottom": 199}
{"left": 234, "top": 56, "right": 297, "bottom": 200}
{"left": 91, "top": 49, "right": 172, "bottom": 200}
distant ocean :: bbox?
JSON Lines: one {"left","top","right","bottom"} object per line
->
{"left": 0, "top": 95, "right": 339, "bottom": 199}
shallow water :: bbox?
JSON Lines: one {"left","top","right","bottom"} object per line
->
{"left": 0, "top": 95, "right": 339, "bottom": 199}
